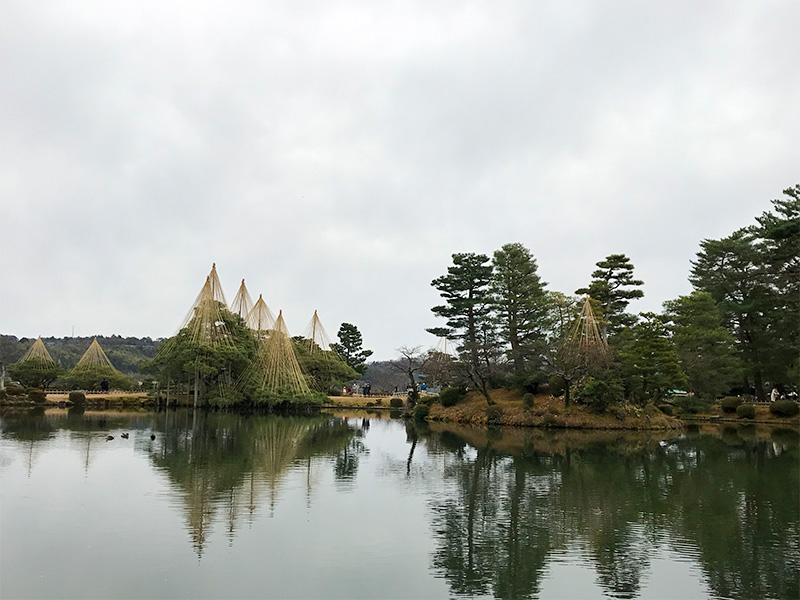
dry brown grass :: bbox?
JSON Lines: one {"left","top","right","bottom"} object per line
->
{"left": 324, "top": 395, "right": 398, "bottom": 409}
{"left": 426, "top": 389, "right": 683, "bottom": 430}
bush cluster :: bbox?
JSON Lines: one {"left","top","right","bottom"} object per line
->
{"left": 548, "top": 375, "right": 565, "bottom": 397}
{"left": 390, "top": 397, "right": 403, "bottom": 408}
{"left": 658, "top": 404, "right": 675, "bottom": 416}
{"left": 486, "top": 405, "right": 503, "bottom": 425}
{"left": 770, "top": 400, "right": 800, "bottom": 417}
{"left": 522, "top": 393, "right": 534, "bottom": 410}
{"left": 673, "top": 396, "right": 713, "bottom": 415}
{"left": 69, "top": 391, "right": 86, "bottom": 405}
{"left": 736, "top": 403, "right": 755, "bottom": 419}
{"left": 413, "top": 403, "right": 430, "bottom": 421}
{"left": 574, "top": 377, "right": 624, "bottom": 412}
{"left": 439, "top": 387, "right": 466, "bottom": 407}
{"left": 720, "top": 396, "right": 743, "bottom": 413}
{"left": 28, "top": 389, "right": 47, "bottom": 403}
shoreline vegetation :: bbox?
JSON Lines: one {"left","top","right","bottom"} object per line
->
{"left": 1, "top": 388, "right": 797, "bottom": 430}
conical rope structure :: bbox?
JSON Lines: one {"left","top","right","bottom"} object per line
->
{"left": 19, "top": 337, "right": 57, "bottom": 366}
{"left": 69, "top": 338, "right": 118, "bottom": 377}
{"left": 185, "top": 277, "right": 235, "bottom": 348}
{"left": 569, "top": 298, "right": 610, "bottom": 358}
{"left": 230, "top": 279, "right": 254, "bottom": 320}
{"left": 433, "top": 336, "right": 456, "bottom": 357}
{"left": 245, "top": 294, "right": 276, "bottom": 337}
{"left": 239, "top": 311, "right": 309, "bottom": 396}
{"left": 302, "top": 310, "right": 333, "bottom": 353}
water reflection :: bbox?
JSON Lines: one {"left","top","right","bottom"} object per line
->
{"left": 145, "top": 411, "right": 362, "bottom": 554}
{"left": 409, "top": 423, "right": 799, "bottom": 600}
{"left": 1, "top": 409, "right": 797, "bottom": 600}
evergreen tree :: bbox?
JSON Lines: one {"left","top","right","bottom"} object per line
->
{"left": 330, "top": 323, "right": 373, "bottom": 375}
{"left": 292, "top": 337, "right": 359, "bottom": 393}
{"left": 142, "top": 310, "right": 257, "bottom": 405}
{"left": 428, "top": 252, "right": 497, "bottom": 403}
{"left": 663, "top": 291, "right": 741, "bottom": 399}
{"left": 576, "top": 254, "right": 644, "bottom": 335}
{"left": 690, "top": 229, "right": 773, "bottom": 398}
{"left": 615, "top": 313, "right": 686, "bottom": 404}
{"left": 8, "top": 359, "right": 63, "bottom": 388}
{"left": 754, "top": 184, "right": 800, "bottom": 382}
{"left": 491, "top": 243, "right": 549, "bottom": 383}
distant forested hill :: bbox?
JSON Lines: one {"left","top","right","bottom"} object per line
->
{"left": 0, "top": 335, "right": 161, "bottom": 376}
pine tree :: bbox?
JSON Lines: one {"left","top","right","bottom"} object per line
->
{"left": 491, "top": 243, "right": 549, "bottom": 382}
{"left": 690, "top": 229, "right": 772, "bottom": 399}
{"left": 616, "top": 313, "right": 686, "bottom": 404}
{"left": 576, "top": 254, "right": 644, "bottom": 335}
{"left": 663, "top": 291, "right": 741, "bottom": 399}
{"left": 428, "top": 252, "right": 497, "bottom": 403}
{"left": 330, "top": 323, "right": 373, "bottom": 375}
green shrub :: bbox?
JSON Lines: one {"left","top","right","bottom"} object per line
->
{"left": 413, "top": 404, "right": 429, "bottom": 421}
{"left": 548, "top": 375, "right": 565, "bottom": 397}
{"left": 486, "top": 405, "right": 504, "bottom": 425}
{"left": 673, "top": 396, "right": 713, "bottom": 415}
{"left": 736, "top": 403, "right": 755, "bottom": 419}
{"left": 390, "top": 397, "right": 404, "bottom": 408}
{"left": 28, "top": 389, "right": 47, "bottom": 403}
{"left": 575, "top": 377, "right": 624, "bottom": 412}
{"left": 720, "top": 396, "right": 743, "bottom": 413}
{"left": 69, "top": 391, "right": 86, "bottom": 405}
{"left": 522, "top": 393, "right": 534, "bottom": 410}
{"left": 5, "top": 382, "right": 26, "bottom": 396}
{"left": 439, "top": 387, "right": 466, "bottom": 407}
{"left": 770, "top": 400, "right": 800, "bottom": 417}
{"left": 658, "top": 404, "right": 675, "bottom": 416}
{"left": 542, "top": 413, "right": 561, "bottom": 427}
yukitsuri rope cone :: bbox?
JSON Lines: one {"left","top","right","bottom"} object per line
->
{"left": 18, "top": 337, "right": 57, "bottom": 366}
{"left": 230, "top": 279, "right": 254, "bottom": 320}
{"left": 569, "top": 297, "right": 610, "bottom": 355}
{"left": 433, "top": 336, "right": 456, "bottom": 357}
{"left": 245, "top": 294, "right": 276, "bottom": 337}
{"left": 302, "top": 310, "right": 333, "bottom": 353}
{"left": 157, "top": 263, "right": 234, "bottom": 359}
{"left": 69, "top": 338, "right": 119, "bottom": 377}
{"left": 239, "top": 311, "right": 310, "bottom": 396}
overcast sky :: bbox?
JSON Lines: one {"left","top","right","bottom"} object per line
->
{"left": 1, "top": 1, "right": 798, "bottom": 360}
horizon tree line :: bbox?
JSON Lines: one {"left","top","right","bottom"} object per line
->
{"left": 418, "top": 185, "right": 798, "bottom": 407}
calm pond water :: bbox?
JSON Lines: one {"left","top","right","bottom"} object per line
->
{"left": 1, "top": 408, "right": 798, "bottom": 600}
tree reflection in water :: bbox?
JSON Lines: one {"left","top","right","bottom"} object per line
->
{"left": 412, "top": 423, "right": 799, "bottom": 600}
{"left": 144, "top": 410, "right": 358, "bottom": 556}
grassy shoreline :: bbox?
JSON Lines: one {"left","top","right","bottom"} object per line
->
{"left": 324, "top": 389, "right": 800, "bottom": 429}
{"left": 1, "top": 389, "right": 796, "bottom": 430}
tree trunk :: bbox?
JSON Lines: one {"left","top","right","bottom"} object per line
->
{"left": 564, "top": 378, "right": 571, "bottom": 407}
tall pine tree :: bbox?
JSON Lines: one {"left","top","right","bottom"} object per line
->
{"left": 428, "top": 253, "right": 497, "bottom": 403}
{"left": 576, "top": 253, "right": 643, "bottom": 335}
{"left": 491, "top": 243, "right": 549, "bottom": 384}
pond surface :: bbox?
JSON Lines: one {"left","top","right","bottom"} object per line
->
{"left": 1, "top": 408, "right": 798, "bottom": 600}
